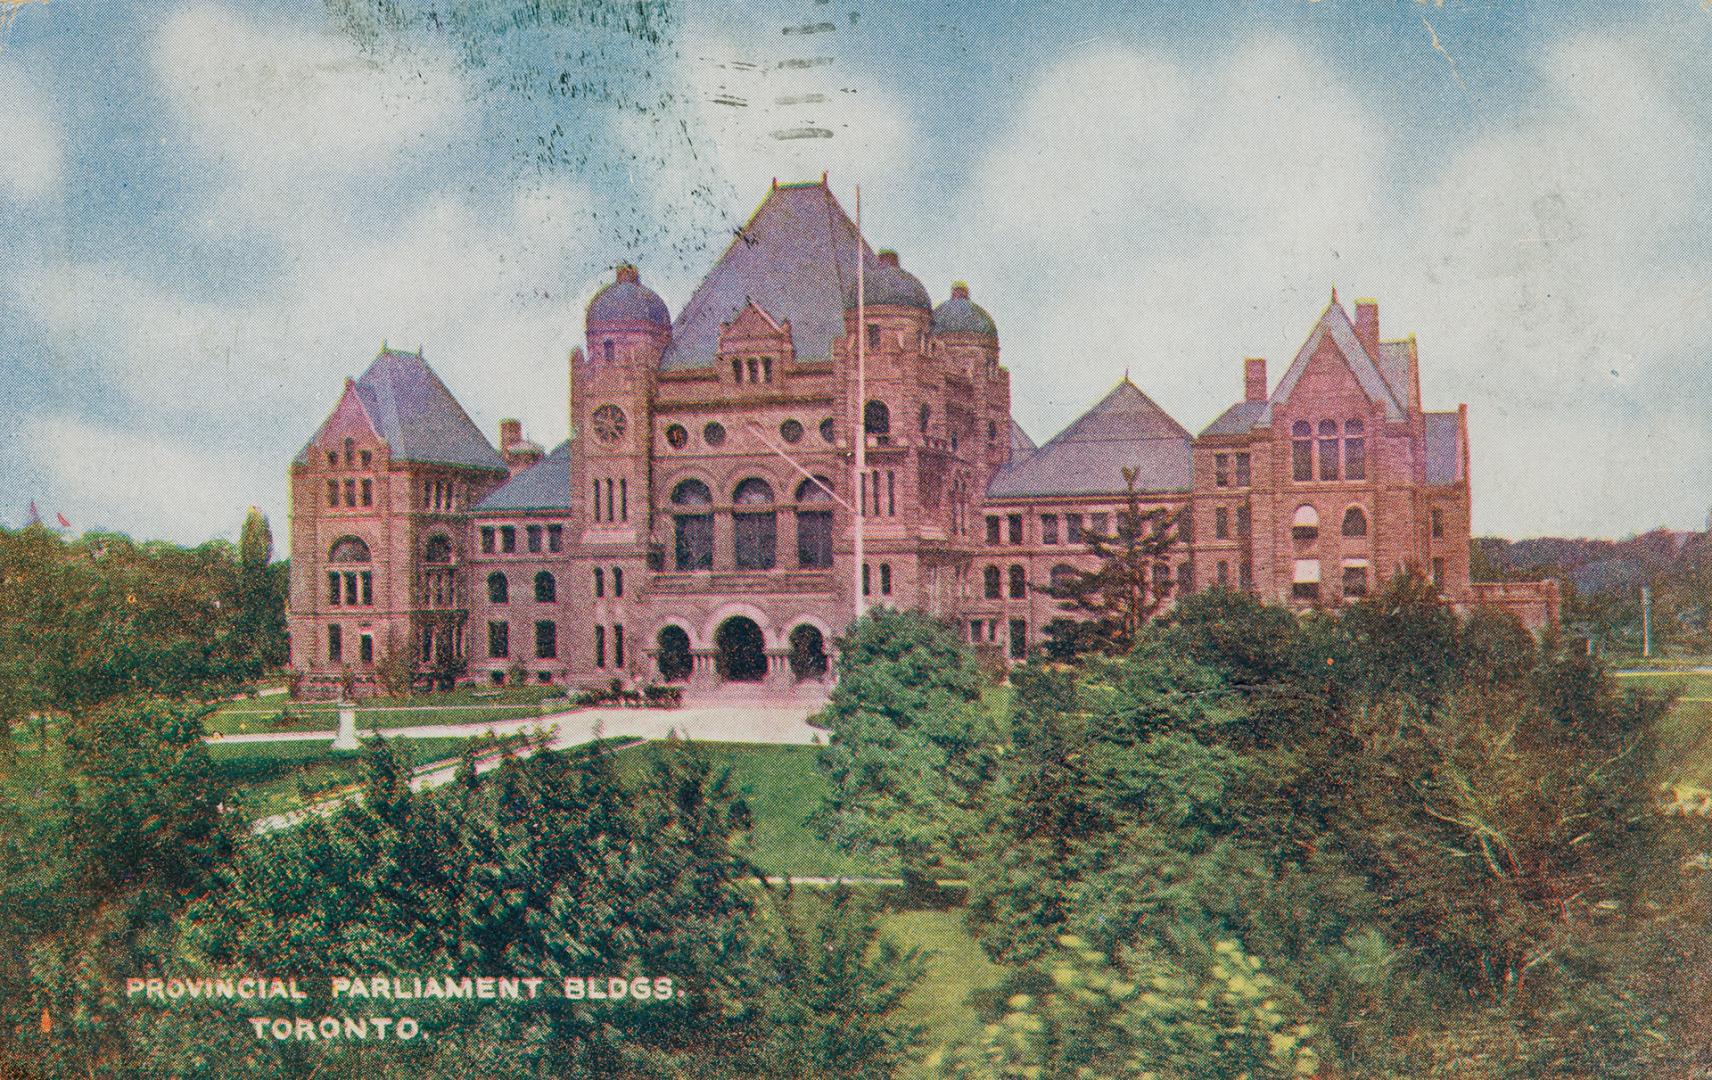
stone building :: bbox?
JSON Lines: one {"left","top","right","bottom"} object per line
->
{"left": 287, "top": 178, "right": 1557, "bottom": 696}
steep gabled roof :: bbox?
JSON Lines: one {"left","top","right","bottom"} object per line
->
{"left": 987, "top": 379, "right": 1191, "bottom": 498}
{"left": 659, "top": 181, "right": 876, "bottom": 372}
{"left": 475, "top": 440, "right": 572, "bottom": 511}
{"left": 1198, "top": 400, "right": 1268, "bottom": 438}
{"left": 297, "top": 348, "right": 507, "bottom": 472}
{"left": 1008, "top": 418, "right": 1037, "bottom": 464}
{"left": 1376, "top": 339, "right": 1417, "bottom": 411}
{"left": 1425, "top": 412, "right": 1462, "bottom": 485}
{"left": 1265, "top": 300, "right": 1405, "bottom": 422}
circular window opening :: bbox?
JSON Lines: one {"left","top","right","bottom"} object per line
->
{"left": 780, "top": 419, "right": 804, "bottom": 444}
{"left": 819, "top": 418, "right": 836, "bottom": 444}
{"left": 592, "top": 404, "right": 627, "bottom": 444}
{"left": 703, "top": 421, "right": 726, "bottom": 447}
{"left": 665, "top": 423, "right": 688, "bottom": 449}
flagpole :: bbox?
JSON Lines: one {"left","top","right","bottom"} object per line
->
{"left": 853, "top": 184, "right": 866, "bottom": 625}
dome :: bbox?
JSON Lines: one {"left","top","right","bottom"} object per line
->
{"left": 931, "top": 282, "right": 997, "bottom": 337}
{"left": 588, "top": 264, "right": 670, "bottom": 327}
{"left": 844, "top": 249, "right": 931, "bottom": 311}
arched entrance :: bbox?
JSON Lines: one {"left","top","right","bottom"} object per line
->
{"left": 788, "top": 624, "right": 828, "bottom": 681}
{"left": 656, "top": 625, "right": 692, "bottom": 683}
{"left": 714, "top": 617, "right": 767, "bottom": 682}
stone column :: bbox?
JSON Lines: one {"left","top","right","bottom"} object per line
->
{"left": 765, "top": 650, "right": 791, "bottom": 686}
{"left": 691, "top": 649, "right": 718, "bottom": 687}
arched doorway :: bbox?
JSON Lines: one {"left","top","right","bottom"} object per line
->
{"left": 788, "top": 624, "right": 828, "bottom": 681}
{"left": 714, "top": 617, "right": 767, "bottom": 682}
{"left": 656, "top": 625, "right": 692, "bottom": 683}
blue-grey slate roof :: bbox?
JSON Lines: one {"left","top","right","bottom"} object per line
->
{"left": 843, "top": 254, "right": 931, "bottom": 311}
{"left": 1008, "top": 418, "right": 1037, "bottom": 461}
{"left": 1265, "top": 300, "right": 1405, "bottom": 422}
{"left": 932, "top": 292, "right": 998, "bottom": 336}
{"left": 987, "top": 380, "right": 1191, "bottom": 498}
{"left": 297, "top": 349, "right": 507, "bottom": 472}
{"left": 1198, "top": 400, "right": 1268, "bottom": 438}
{"left": 1376, "top": 339, "right": 1415, "bottom": 410}
{"left": 1425, "top": 411, "right": 1461, "bottom": 485}
{"left": 475, "top": 440, "right": 572, "bottom": 511}
{"left": 659, "top": 182, "right": 876, "bottom": 372}
{"left": 589, "top": 277, "right": 670, "bottom": 327}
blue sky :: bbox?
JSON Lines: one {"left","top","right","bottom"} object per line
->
{"left": 2, "top": 0, "right": 1710, "bottom": 544}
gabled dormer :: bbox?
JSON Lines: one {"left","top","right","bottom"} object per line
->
{"left": 718, "top": 298, "right": 794, "bottom": 389}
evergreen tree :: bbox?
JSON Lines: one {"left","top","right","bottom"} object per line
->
{"left": 1042, "top": 467, "right": 1183, "bottom": 657}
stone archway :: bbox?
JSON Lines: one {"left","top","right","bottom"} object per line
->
{"left": 714, "top": 616, "right": 767, "bottom": 683}
{"left": 788, "top": 624, "right": 828, "bottom": 681}
{"left": 656, "top": 625, "right": 692, "bottom": 683}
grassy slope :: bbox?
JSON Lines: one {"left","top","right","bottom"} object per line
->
{"left": 208, "top": 736, "right": 471, "bottom": 817}
{"left": 203, "top": 685, "right": 565, "bottom": 735}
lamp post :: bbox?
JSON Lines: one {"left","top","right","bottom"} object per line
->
{"left": 853, "top": 185, "right": 866, "bottom": 626}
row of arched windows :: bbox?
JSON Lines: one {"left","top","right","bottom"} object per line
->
{"left": 1291, "top": 505, "right": 1368, "bottom": 541}
{"left": 670, "top": 476, "right": 835, "bottom": 572}
{"left": 487, "top": 571, "right": 557, "bottom": 604}
{"left": 1291, "top": 419, "right": 1366, "bottom": 482}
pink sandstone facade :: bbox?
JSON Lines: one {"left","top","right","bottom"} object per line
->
{"left": 286, "top": 179, "right": 1558, "bottom": 696}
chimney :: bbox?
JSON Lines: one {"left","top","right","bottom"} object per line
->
{"left": 498, "top": 419, "right": 542, "bottom": 477}
{"left": 1354, "top": 299, "right": 1379, "bottom": 358}
{"left": 499, "top": 418, "right": 522, "bottom": 449}
{"left": 1244, "top": 357, "right": 1267, "bottom": 403}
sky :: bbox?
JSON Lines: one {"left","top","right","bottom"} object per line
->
{"left": 1, "top": 0, "right": 1710, "bottom": 545}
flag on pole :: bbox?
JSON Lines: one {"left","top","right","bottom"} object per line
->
{"left": 55, "top": 512, "right": 70, "bottom": 529}
{"left": 26, "top": 500, "right": 40, "bottom": 525}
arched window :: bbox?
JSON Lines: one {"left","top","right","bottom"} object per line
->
{"left": 864, "top": 399, "right": 890, "bottom": 437}
{"left": 488, "top": 572, "right": 509, "bottom": 604}
{"left": 788, "top": 624, "right": 828, "bottom": 680}
{"left": 424, "top": 534, "right": 453, "bottom": 563}
{"left": 983, "top": 565, "right": 1002, "bottom": 599}
{"left": 1292, "top": 420, "right": 1312, "bottom": 481}
{"left": 733, "top": 478, "right": 777, "bottom": 571}
{"left": 593, "top": 567, "right": 605, "bottom": 598}
{"left": 1318, "top": 419, "right": 1340, "bottom": 481}
{"left": 343, "top": 437, "right": 354, "bottom": 466}
{"left": 796, "top": 477, "right": 834, "bottom": 569}
{"left": 656, "top": 625, "right": 692, "bottom": 682}
{"left": 671, "top": 479, "right": 714, "bottom": 571}
{"left": 1344, "top": 419, "right": 1366, "bottom": 480}
{"left": 328, "top": 536, "right": 371, "bottom": 563}
{"left": 602, "top": 339, "right": 614, "bottom": 362}
{"left": 1008, "top": 564, "right": 1026, "bottom": 599}
{"left": 919, "top": 403, "right": 932, "bottom": 434}
{"left": 535, "top": 571, "right": 556, "bottom": 603}
{"left": 612, "top": 567, "right": 623, "bottom": 597}
{"left": 1292, "top": 505, "right": 1319, "bottom": 541}
{"left": 1293, "top": 558, "right": 1321, "bottom": 600}
{"left": 1342, "top": 507, "right": 1368, "bottom": 538}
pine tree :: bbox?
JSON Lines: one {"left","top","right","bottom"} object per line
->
{"left": 1044, "top": 466, "right": 1184, "bottom": 657}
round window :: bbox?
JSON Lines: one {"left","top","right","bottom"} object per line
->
{"left": 703, "top": 421, "right": 726, "bottom": 447}
{"left": 780, "top": 419, "right": 804, "bottom": 444}
{"left": 819, "top": 418, "right": 836, "bottom": 444}
{"left": 665, "top": 423, "right": 688, "bottom": 449}
{"left": 592, "top": 404, "right": 627, "bottom": 444}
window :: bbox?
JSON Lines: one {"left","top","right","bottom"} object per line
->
{"left": 820, "top": 418, "right": 837, "bottom": 444}
{"left": 732, "top": 358, "right": 743, "bottom": 384}
{"left": 879, "top": 564, "right": 893, "bottom": 596}
{"left": 361, "top": 572, "right": 372, "bottom": 605}
{"left": 326, "top": 479, "right": 338, "bottom": 507}
{"left": 1343, "top": 563, "right": 1369, "bottom": 598}
{"left": 488, "top": 621, "right": 509, "bottom": 658}
{"left": 666, "top": 423, "right": 688, "bottom": 449}
{"left": 862, "top": 563, "right": 871, "bottom": 597}
{"left": 1009, "top": 619, "right": 1027, "bottom": 660}
{"left": 1215, "top": 453, "right": 1230, "bottom": 487}
{"left": 1008, "top": 515, "right": 1023, "bottom": 544}
{"left": 1240, "top": 561, "right": 1254, "bottom": 590}
{"left": 488, "top": 572, "right": 509, "bottom": 604}
{"left": 1152, "top": 561, "right": 1172, "bottom": 598}
{"left": 919, "top": 403, "right": 932, "bottom": 434}
{"left": 424, "top": 534, "right": 453, "bottom": 563}
{"left": 796, "top": 477, "right": 834, "bottom": 569}
{"left": 360, "top": 450, "right": 371, "bottom": 467}
{"left": 781, "top": 419, "right": 803, "bottom": 443}
{"left": 594, "top": 567, "right": 605, "bottom": 598}
{"left": 1041, "top": 515, "right": 1059, "bottom": 544}
{"left": 672, "top": 479, "right": 714, "bottom": 571}
{"left": 1066, "top": 514, "right": 1083, "bottom": 544}
{"left": 344, "top": 437, "right": 354, "bottom": 466}
{"left": 360, "top": 633, "right": 373, "bottom": 664}
{"left": 746, "top": 357, "right": 760, "bottom": 384}
{"left": 699, "top": 422, "right": 728, "bottom": 449}
{"left": 983, "top": 566, "right": 1002, "bottom": 599}
{"left": 1235, "top": 453, "right": 1251, "bottom": 486}
{"left": 1215, "top": 507, "right": 1230, "bottom": 539}
{"left": 327, "top": 572, "right": 341, "bottom": 606}
{"left": 361, "top": 479, "right": 372, "bottom": 506}
{"left": 1318, "top": 420, "right": 1340, "bottom": 480}
{"left": 1177, "top": 562, "right": 1192, "bottom": 596}
{"left": 1292, "top": 421, "right": 1313, "bottom": 481}
{"left": 1236, "top": 505, "right": 1252, "bottom": 538}
{"left": 1344, "top": 420, "right": 1365, "bottom": 480}
{"left": 327, "top": 451, "right": 338, "bottom": 468}
{"left": 733, "top": 477, "right": 778, "bottom": 570}
{"left": 1342, "top": 507, "right": 1368, "bottom": 538}
{"left": 866, "top": 323, "right": 881, "bottom": 350}
{"left": 327, "top": 624, "right": 342, "bottom": 663}
{"left": 535, "top": 621, "right": 557, "bottom": 659}
{"left": 1008, "top": 564, "right": 1026, "bottom": 599}
{"left": 547, "top": 525, "right": 562, "bottom": 552}
{"left": 971, "top": 620, "right": 983, "bottom": 643}
{"left": 613, "top": 568, "right": 623, "bottom": 597}
{"left": 1431, "top": 508, "right": 1444, "bottom": 539}
{"left": 603, "top": 339, "right": 614, "bottom": 362}
{"left": 1217, "top": 560, "right": 1230, "bottom": 586}
{"left": 595, "top": 624, "right": 606, "bottom": 667}
{"left": 864, "top": 400, "right": 890, "bottom": 438}
{"left": 986, "top": 516, "right": 1001, "bottom": 545}
{"left": 535, "top": 571, "right": 556, "bottom": 603}
{"left": 1292, "top": 505, "right": 1319, "bottom": 541}
{"left": 329, "top": 536, "right": 372, "bottom": 563}
{"left": 614, "top": 624, "right": 625, "bottom": 667}
{"left": 527, "top": 525, "right": 542, "bottom": 553}
{"left": 1091, "top": 513, "right": 1109, "bottom": 537}
{"left": 344, "top": 478, "right": 357, "bottom": 507}
{"left": 1292, "top": 558, "right": 1321, "bottom": 601}
{"left": 500, "top": 526, "right": 516, "bottom": 553}
{"left": 1432, "top": 557, "right": 1445, "bottom": 586}
{"left": 481, "top": 526, "right": 496, "bottom": 554}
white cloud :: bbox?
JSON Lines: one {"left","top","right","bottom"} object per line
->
{"left": 0, "top": 63, "right": 63, "bottom": 202}
{"left": 948, "top": 31, "right": 1712, "bottom": 537}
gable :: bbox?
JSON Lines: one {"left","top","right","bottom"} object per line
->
{"left": 1265, "top": 301, "right": 1404, "bottom": 422}
{"left": 720, "top": 300, "right": 791, "bottom": 346}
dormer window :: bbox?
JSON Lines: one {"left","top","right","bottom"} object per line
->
{"left": 866, "top": 323, "right": 880, "bottom": 350}
{"left": 603, "top": 339, "right": 615, "bottom": 363}
{"left": 344, "top": 437, "right": 354, "bottom": 466}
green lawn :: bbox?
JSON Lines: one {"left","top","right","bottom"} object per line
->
{"left": 882, "top": 904, "right": 1008, "bottom": 1073}
{"left": 615, "top": 741, "right": 886, "bottom": 879}
{"left": 207, "top": 736, "right": 471, "bottom": 817}
{"left": 203, "top": 685, "right": 568, "bottom": 735}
